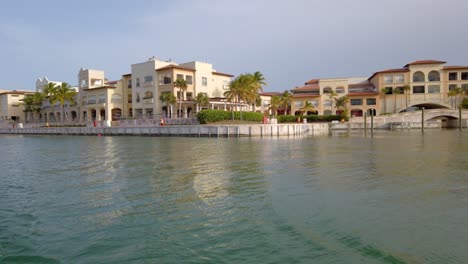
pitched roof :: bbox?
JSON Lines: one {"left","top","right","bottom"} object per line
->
{"left": 368, "top": 68, "right": 409, "bottom": 80}
{"left": 305, "top": 79, "right": 319, "bottom": 85}
{"left": 212, "top": 71, "right": 234, "bottom": 77}
{"left": 404, "top": 60, "right": 446, "bottom": 67}
{"left": 291, "top": 85, "right": 320, "bottom": 91}
{"left": 292, "top": 93, "right": 320, "bottom": 98}
{"left": 122, "top": 73, "right": 131, "bottom": 77}
{"left": 156, "top": 65, "right": 195, "bottom": 72}
{"left": 260, "top": 92, "right": 282, "bottom": 96}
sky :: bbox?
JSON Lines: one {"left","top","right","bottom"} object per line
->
{"left": 1, "top": 0, "right": 468, "bottom": 92}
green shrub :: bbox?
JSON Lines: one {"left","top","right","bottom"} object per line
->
{"left": 277, "top": 115, "right": 340, "bottom": 123}
{"left": 197, "top": 110, "right": 264, "bottom": 124}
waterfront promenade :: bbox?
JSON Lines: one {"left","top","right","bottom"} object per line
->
{"left": 0, "top": 123, "right": 330, "bottom": 137}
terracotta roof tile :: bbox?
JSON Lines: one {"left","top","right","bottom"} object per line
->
{"left": 368, "top": 68, "right": 409, "bottom": 80}
{"left": 305, "top": 79, "right": 319, "bottom": 85}
{"left": 404, "top": 60, "right": 446, "bottom": 67}
{"left": 212, "top": 71, "right": 234, "bottom": 77}
{"left": 442, "top": 66, "right": 468, "bottom": 70}
{"left": 292, "top": 85, "right": 319, "bottom": 91}
{"left": 156, "top": 65, "right": 195, "bottom": 72}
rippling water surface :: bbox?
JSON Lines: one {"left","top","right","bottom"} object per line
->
{"left": 1, "top": 130, "right": 467, "bottom": 263}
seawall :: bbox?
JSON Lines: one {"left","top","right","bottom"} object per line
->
{"left": 0, "top": 123, "right": 330, "bottom": 137}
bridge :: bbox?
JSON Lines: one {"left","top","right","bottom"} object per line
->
{"left": 349, "top": 109, "right": 468, "bottom": 129}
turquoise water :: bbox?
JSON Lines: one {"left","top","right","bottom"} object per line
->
{"left": 0, "top": 131, "right": 467, "bottom": 263}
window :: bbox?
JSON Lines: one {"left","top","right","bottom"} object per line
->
{"left": 366, "top": 98, "right": 376, "bottom": 105}
{"left": 394, "top": 75, "right": 404, "bottom": 83}
{"left": 127, "top": 79, "right": 132, "bottom": 88}
{"left": 385, "top": 87, "right": 393, "bottom": 94}
{"left": 163, "top": 76, "right": 172, "bottom": 84}
{"left": 323, "top": 100, "right": 332, "bottom": 106}
{"left": 449, "top": 84, "right": 457, "bottom": 91}
{"left": 136, "top": 93, "right": 140, "bottom": 103}
{"left": 310, "top": 100, "right": 319, "bottom": 107}
{"left": 202, "top": 77, "right": 207, "bottom": 86}
{"left": 323, "top": 87, "right": 332, "bottom": 93}
{"left": 176, "top": 74, "right": 184, "bottom": 81}
{"left": 91, "top": 79, "right": 102, "bottom": 86}
{"left": 186, "top": 75, "right": 193, "bottom": 85}
{"left": 384, "top": 75, "right": 393, "bottom": 84}
{"left": 413, "top": 86, "right": 425, "bottom": 94}
{"left": 350, "top": 99, "right": 363, "bottom": 105}
{"left": 428, "top": 85, "right": 440, "bottom": 93}
{"left": 11, "top": 94, "right": 19, "bottom": 97}
{"left": 136, "top": 78, "right": 140, "bottom": 87}
{"left": 428, "top": 71, "right": 440, "bottom": 82}
{"left": 186, "top": 92, "right": 193, "bottom": 100}
{"left": 144, "top": 76, "right": 153, "bottom": 83}
{"left": 413, "top": 71, "right": 425, "bottom": 82}
{"left": 461, "top": 72, "right": 468, "bottom": 80}
{"left": 143, "top": 91, "right": 153, "bottom": 99}
{"left": 294, "top": 101, "right": 303, "bottom": 107}
{"left": 449, "top": 72, "right": 457, "bottom": 81}
{"left": 394, "top": 86, "right": 404, "bottom": 93}
{"left": 336, "top": 87, "right": 345, "bottom": 93}
{"left": 263, "top": 100, "right": 270, "bottom": 107}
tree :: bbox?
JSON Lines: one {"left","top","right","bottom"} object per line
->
{"left": 455, "top": 86, "right": 463, "bottom": 108}
{"left": 299, "top": 101, "right": 316, "bottom": 115}
{"left": 280, "top": 90, "right": 292, "bottom": 115}
{"left": 224, "top": 78, "right": 242, "bottom": 120}
{"left": 327, "top": 91, "right": 338, "bottom": 114}
{"left": 43, "top": 83, "right": 58, "bottom": 121}
{"left": 269, "top": 96, "right": 282, "bottom": 117}
{"left": 159, "top": 92, "right": 176, "bottom": 118}
{"left": 335, "top": 95, "right": 350, "bottom": 120}
{"left": 394, "top": 87, "right": 403, "bottom": 113}
{"left": 402, "top": 84, "right": 411, "bottom": 111}
{"left": 449, "top": 87, "right": 463, "bottom": 109}
{"left": 49, "top": 82, "right": 76, "bottom": 122}
{"left": 252, "top": 71, "right": 266, "bottom": 93}
{"left": 174, "top": 78, "right": 187, "bottom": 118}
{"left": 195, "top": 93, "right": 210, "bottom": 113}
{"left": 380, "top": 87, "right": 389, "bottom": 114}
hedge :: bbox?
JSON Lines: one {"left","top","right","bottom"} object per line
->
{"left": 462, "top": 98, "right": 468, "bottom": 109}
{"left": 277, "top": 115, "right": 341, "bottom": 123}
{"left": 197, "top": 110, "right": 342, "bottom": 124}
{"left": 197, "top": 110, "right": 264, "bottom": 124}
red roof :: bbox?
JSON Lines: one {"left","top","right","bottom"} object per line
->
{"left": 292, "top": 94, "right": 320, "bottom": 98}
{"left": 347, "top": 92, "right": 379, "bottom": 97}
{"left": 305, "top": 79, "right": 319, "bottom": 85}
{"left": 368, "top": 68, "right": 409, "bottom": 80}
{"left": 212, "top": 71, "right": 234, "bottom": 77}
{"left": 156, "top": 65, "right": 195, "bottom": 72}
{"left": 404, "top": 60, "right": 446, "bottom": 67}
{"left": 292, "top": 85, "right": 320, "bottom": 91}
{"left": 442, "top": 66, "right": 468, "bottom": 70}
{"left": 260, "top": 92, "right": 282, "bottom": 96}
{"left": 348, "top": 83, "right": 374, "bottom": 88}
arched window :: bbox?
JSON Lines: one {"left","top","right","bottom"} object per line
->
{"left": 413, "top": 71, "right": 425, "bottom": 82}
{"left": 428, "top": 71, "right": 440, "bottom": 82}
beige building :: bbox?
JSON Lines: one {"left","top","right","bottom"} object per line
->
{"left": 291, "top": 59, "right": 468, "bottom": 117}
{"left": 127, "top": 57, "right": 233, "bottom": 119}
{"left": 0, "top": 90, "right": 34, "bottom": 121}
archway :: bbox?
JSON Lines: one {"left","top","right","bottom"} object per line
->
{"left": 111, "top": 108, "right": 122, "bottom": 121}
{"left": 71, "top": 111, "right": 77, "bottom": 121}
{"left": 413, "top": 71, "right": 425, "bottom": 82}
{"left": 428, "top": 71, "right": 440, "bottom": 82}
{"left": 366, "top": 108, "right": 376, "bottom": 116}
{"left": 100, "top": 109, "right": 106, "bottom": 120}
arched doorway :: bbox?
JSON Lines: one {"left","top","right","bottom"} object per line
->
{"left": 366, "top": 108, "right": 376, "bottom": 116}
{"left": 100, "top": 109, "right": 106, "bottom": 120}
{"left": 71, "top": 111, "right": 77, "bottom": 121}
{"left": 91, "top": 109, "right": 97, "bottom": 120}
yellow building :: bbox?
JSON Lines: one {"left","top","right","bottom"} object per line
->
{"left": 0, "top": 90, "right": 34, "bottom": 122}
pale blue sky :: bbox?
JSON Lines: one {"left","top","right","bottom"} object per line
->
{"left": 2, "top": 0, "right": 468, "bottom": 92}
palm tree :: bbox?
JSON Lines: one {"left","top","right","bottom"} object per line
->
{"left": 402, "top": 84, "right": 411, "bottom": 110}
{"left": 252, "top": 71, "right": 266, "bottom": 93}
{"left": 454, "top": 86, "right": 463, "bottom": 108}
{"left": 195, "top": 93, "right": 210, "bottom": 113}
{"left": 380, "top": 87, "right": 389, "bottom": 114}
{"left": 43, "top": 83, "right": 58, "bottom": 121}
{"left": 299, "top": 101, "right": 316, "bottom": 115}
{"left": 394, "top": 87, "right": 402, "bottom": 113}
{"left": 448, "top": 89, "right": 457, "bottom": 109}
{"left": 174, "top": 78, "right": 187, "bottom": 118}
{"left": 224, "top": 78, "right": 242, "bottom": 120}
{"left": 280, "top": 90, "right": 292, "bottom": 115}
{"left": 21, "top": 94, "right": 35, "bottom": 122}
{"left": 159, "top": 92, "right": 176, "bottom": 118}
{"left": 328, "top": 90, "right": 338, "bottom": 114}
{"left": 335, "top": 95, "right": 350, "bottom": 120}
{"left": 269, "top": 96, "right": 282, "bottom": 117}
{"left": 49, "top": 82, "right": 76, "bottom": 122}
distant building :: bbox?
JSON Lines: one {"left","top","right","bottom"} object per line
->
{"left": 0, "top": 90, "right": 34, "bottom": 122}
